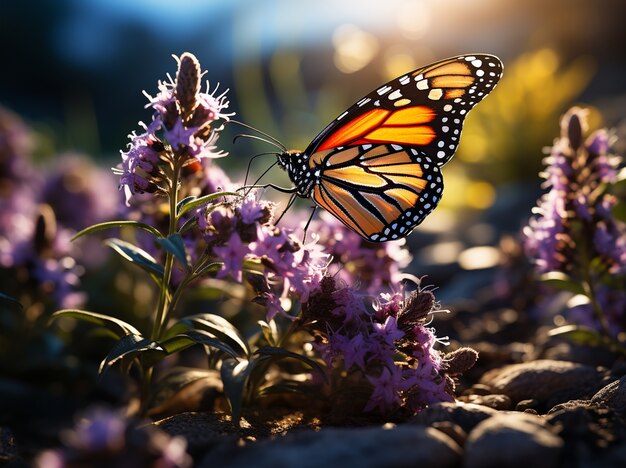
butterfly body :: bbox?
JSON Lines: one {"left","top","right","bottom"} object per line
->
{"left": 276, "top": 54, "right": 503, "bottom": 242}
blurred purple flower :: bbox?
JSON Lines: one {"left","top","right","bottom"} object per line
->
{"left": 307, "top": 211, "right": 411, "bottom": 294}
{"left": 35, "top": 407, "right": 191, "bottom": 467}
{"left": 523, "top": 107, "right": 626, "bottom": 335}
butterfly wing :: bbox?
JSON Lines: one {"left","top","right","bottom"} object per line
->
{"left": 306, "top": 54, "right": 503, "bottom": 167}
{"left": 300, "top": 54, "right": 502, "bottom": 241}
{"left": 309, "top": 144, "right": 443, "bottom": 242}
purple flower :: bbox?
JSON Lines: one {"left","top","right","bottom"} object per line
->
{"left": 239, "top": 197, "right": 265, "bottom": 224}
{"left": 524, "top": 106, "right": 626, "bottom": 336}
{"left": 306, "top": 211, "right": 411, "bottom": 294}
{"left": 213, "top": 232, "right": 247, "bottom": 282}
{"left": 364, "top": 366, "right": 403, "bottom": 413}
{"left": 372, "top": 316, "right": 404, "bottom": 345}
{"left": 301, "top": 277, "right": 454, "bottom": 415}
{"left": 117, "top": 53, "right": 232, "bottom": 206}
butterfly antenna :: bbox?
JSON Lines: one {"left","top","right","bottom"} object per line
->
{"left": 228, "top": 119, "right": 287, "bottom": 151}
{"left": 244, "top": 151, "right": 280, "bottom": 187}
{"left": 233, "top": 133, "right": 285, "bottom": 151}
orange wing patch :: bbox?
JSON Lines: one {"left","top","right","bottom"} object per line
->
{"left": 366, "top": 126, "right": 436, "bottom": 146}
{"left": 317, "top": 108, "right": 389, "bottom": 151}
{"left": 423, "top": 61, "right": 471, "bottom": 78}
{"left": 313, "top": 183, "right": 385, "bottom": 237}
{"left": 384, "top": 106, "right": 436, "bottom": 125}
{"left": 317, "top": 105, "right": 438, "bottom": 151}
{"left": 324, "top": 165, "right": 387, "bottom": 188}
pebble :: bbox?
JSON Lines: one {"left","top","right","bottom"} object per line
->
{"left": 411, "top": 401, "right": 497, "bottom": 433}
{"left": 200, "top": 424, "right": 462, "bottom": 468}
{"left": 478, "top": 359, "right": 602, "bottom": 405}
{"left": 464, "top": 412, "right": 563, "bottom": 468}
{"left": 591, "top": 375, "right": 626, "bottom": 412}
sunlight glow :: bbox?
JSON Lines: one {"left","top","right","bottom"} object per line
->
{"left": 333, "top": 24, "right": 379, "bottom": 73}
{"left": 458, "top": 246, "right": 501, "bottom": 270}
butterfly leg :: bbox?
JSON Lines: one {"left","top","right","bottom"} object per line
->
{"left": 301, "top": 205, "right": 318, "bottom": 243}
{"left": 273, "top": 192, "right": 298, "bottom": 226}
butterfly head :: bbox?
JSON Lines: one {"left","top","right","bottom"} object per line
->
{"left": 277, "top": 149, "right": 314, "bottom": 197}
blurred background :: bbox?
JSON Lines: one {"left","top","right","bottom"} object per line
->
{"left": 1, "top": 0, "right": 626, "bottom": 297}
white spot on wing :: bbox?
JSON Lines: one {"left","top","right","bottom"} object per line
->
{"left": 428, "top": 88, "right": 443, "bottom": 100}
{"left": 337, "top": 111, "right": 348, "bottom": 120}
{"left": 388, "top": 89, "right": 403, "bottom": 100}
{"left": 416, "top": 79, "right": 429, "bottom": 90}
{"left": 377, "top": 85, "right": 392, "bottom": 95}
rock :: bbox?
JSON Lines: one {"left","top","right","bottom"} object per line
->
{"left": 591, "top": 375, "right": 626, "bottom": 412}
{"left": 515, "top": 399, "right": 540, "bottom": 412}
{"left": 155, "top": 412, "right": 239, "bottom": 457}
{"left": 545, "top": 399, "right": 624, "bottom": 466}
{"left": 460, "top": 394, "right": 512, "bottom": 410}
{"left": 411, "top": 401, "right": 497, "bottom": 433}
{"left": 201, "top": 424, "right": 462, "bottom": 468}
{"left": 479, "top": 359, "right": 603, "bottom": 407}
{"left": 464, "top": 413, "right": 563, "bottom": 468}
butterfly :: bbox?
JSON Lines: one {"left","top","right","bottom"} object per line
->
{"left": 275, "top": 54, "right": 503, "bottom": 242}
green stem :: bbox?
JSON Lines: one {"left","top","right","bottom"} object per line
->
{"left": 582, "top": 273, "right": 612, "bottom": 338}
{"left": 152, "top": 162, "right": 181, "bottom": 340}
{"left": 141, "top": 161, "right": 181, "bottom": 414}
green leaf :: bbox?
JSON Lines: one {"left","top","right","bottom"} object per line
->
{"left": 161, "top": 321, "right": 192, "bottom": 341}
{"left": 539, "top": 271, "right": 585, "bottom": 295}
{"left": 150, "top": 368, "right": 218, "bottom": 408}
{"left": 176, "top": 196, "right": 196, "bottom": 214}
{"left": 178, "top": 215, "right": 198, "bottom": 235}
{"left": 177, "top": 313, "right": 250, "bottom": 357}
{"left": 72, "top": 220, "right": 163, "bottom": 241}
{"left": 548, "top": 325, "right": 608, "bottom": 347}
{"left": 612, "top": 201, "right": 626, "bottom": 224}
{"left": 157, "top": 234, "right": 189, "bottom": 269}
{"left": 99, "top": 334, "right": 164, "bottom": 374}
{"left": 220, "top": 356, "right": 258, "bottom": 426}
{"left": 255, "top": 346, "right": 327, "bottom": 379}
{"left": 258, "top": 320, "right": 278, "bottom": 347}
{"left": 257, "top": 380, "right": 321, "bottom": 398}
{"left": 159, "top": 334, "right": 196, "bottom": 354}
{"left": 177, "top": 191, "right": 240, "bottom": 217}
{"left": 175, "top": 329, "right": 243, "bottom": 359}
{"left": 104, "top": 238, "right": 164, "bottom": 278}
{"left": 50, "top": 309, "right": 141, "bottom": 339}
{"left": 0, "top": 292, "right": 23, "bottom": 314}
{"left": 195, "top": 261, "right": 221, "bottom": 277}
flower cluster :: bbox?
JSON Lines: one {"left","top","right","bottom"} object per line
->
{"left": 35, "top": 407, "right": 191, "bottom": 468}
{"left": 300, "top": 276, "right": 475, "bottom": 415}
{"left": 307, "top": 211, "right": 411, "bottom": 294}
{"left": 118, "top": 52, "right": 233, "bottom": 206}
{"left": 199, "top": 196, "right": 327, "bottom": 320}
{"left": 0, "top": 107, "right": 117, "bottom": 309}
{"left": 524, "top": 107, "right": 626, "bottom": 335}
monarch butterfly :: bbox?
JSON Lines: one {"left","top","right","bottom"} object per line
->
{"left": 274, "top": 54, "right": 503, "bottom": 242}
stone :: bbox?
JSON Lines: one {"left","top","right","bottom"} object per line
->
{"left": 479, "top": 359, "right": 602, "bottom": 406}
{"left": 200, "top": 424, "right": 462, "bottom": 468}
{"left": 591, "top": 375, "right": 626, "bottom": 412}
{"left": 461, "top": 394, "right": 512, "bottom": 410}
{"left": 411, "top": 401, "right": 497, "bottom": 433}
{"left": 464, "top": 412, "right": 563, "bottom": 468}
{"left": 155, "top": 412, "right": 239, "bottom": 457}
